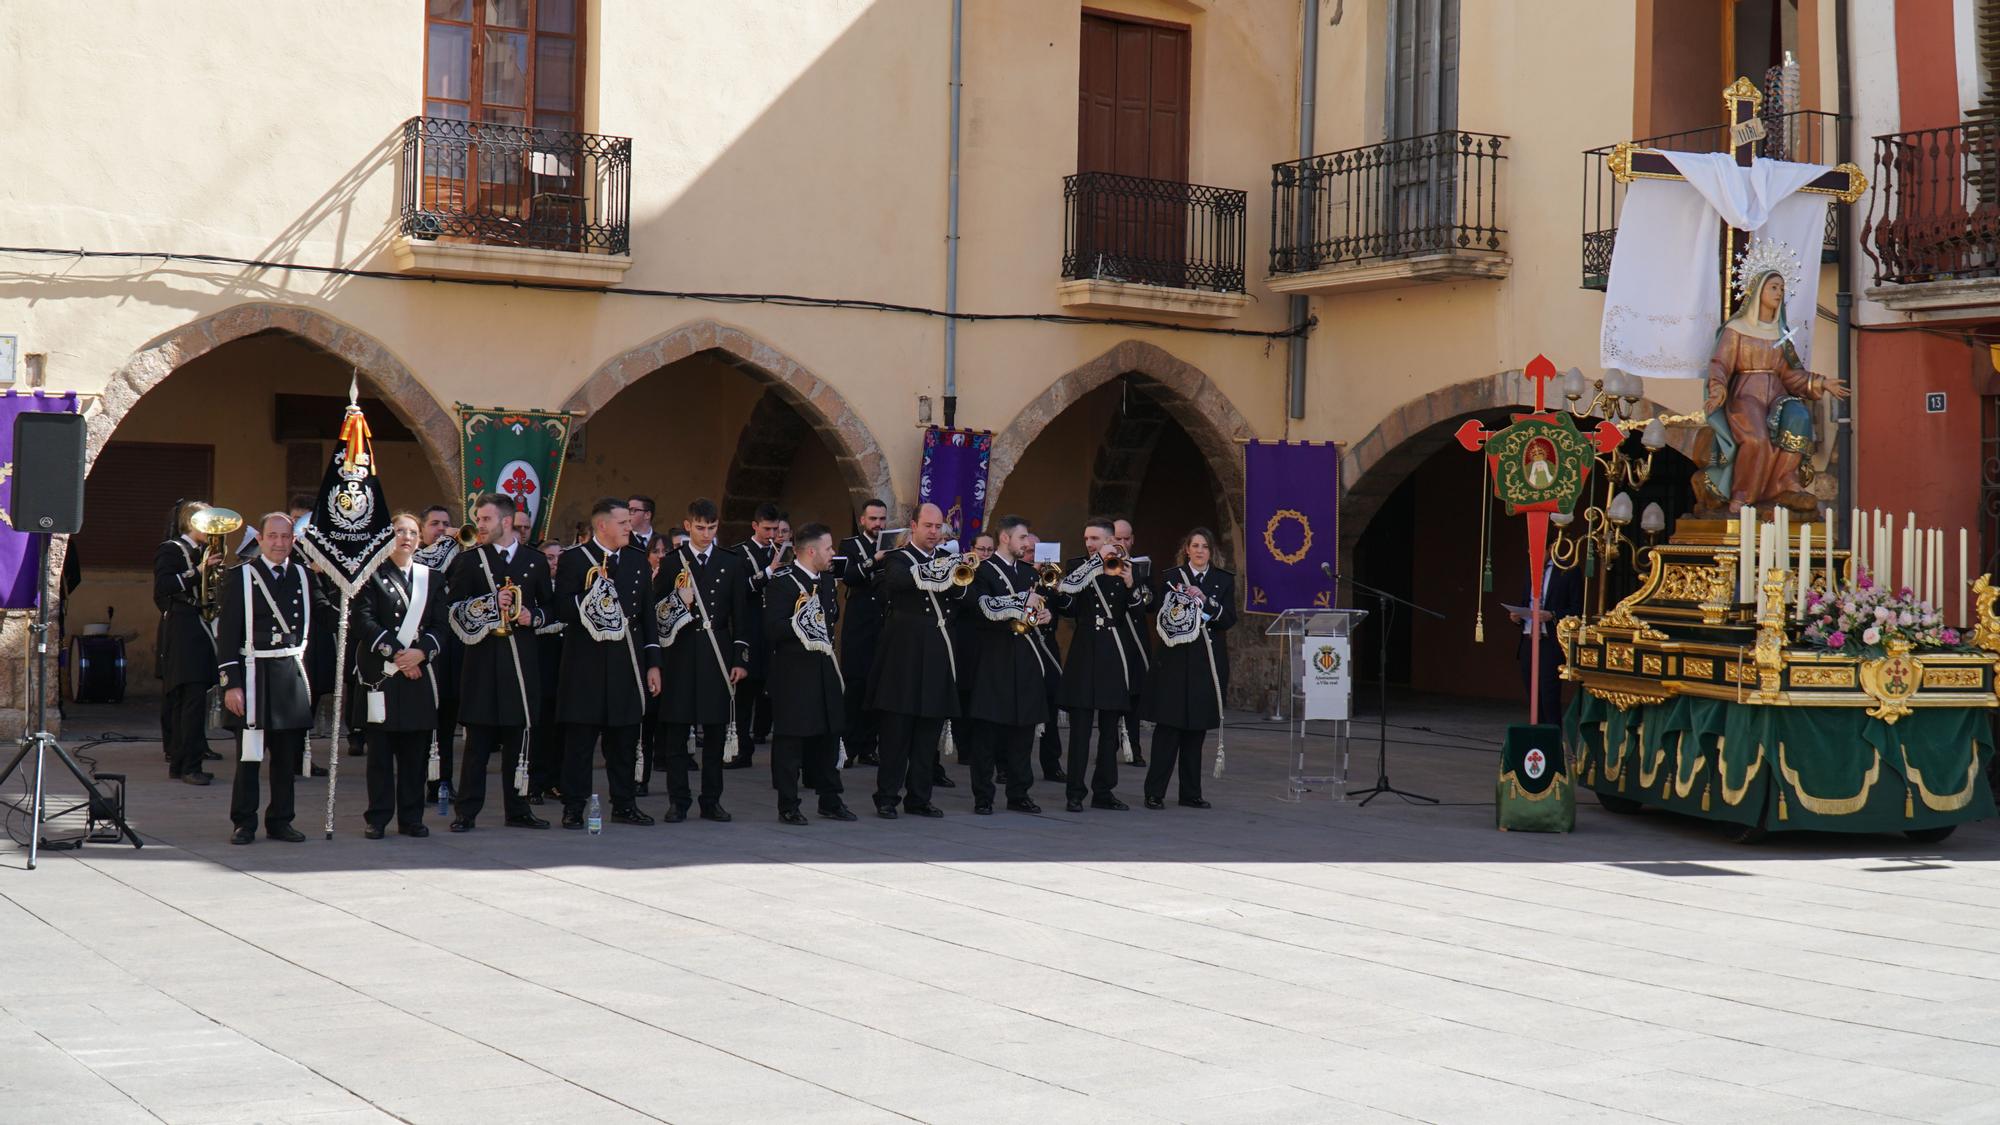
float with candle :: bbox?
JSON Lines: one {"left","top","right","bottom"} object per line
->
{"left": 1560, "top": 508, "right": 1996, "bottom": 842}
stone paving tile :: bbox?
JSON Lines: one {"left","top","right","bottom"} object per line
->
{"left": 5, "top": 699, "right": 2000, "bottom": 1122}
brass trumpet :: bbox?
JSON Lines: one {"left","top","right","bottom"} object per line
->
{"left": 674, "top": 567, "right": 693, "bottom": 593}
{"left": 950, "top": 554, "right": 979, "bottom": 587}
{"left": 1104, "top": 548, "right": 1128, "bottom": 577}
{"left": 455, "top": 522, "right": 481, "bottom": 549}
{"left": 492, "top": 576, "right": 519, "bottom": 637}
{"left": 1034, "top": 561, "right": 1065, "bottom": 588}
{"left": 187, "top": 505, "right": 243, "bottom": 623}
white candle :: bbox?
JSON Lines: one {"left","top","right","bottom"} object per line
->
{"left": 1961, "top": 527, "right": 1970, "bottom": 627}
{"left": 1902, "top": 525, "right": 1913, "bottom": 595}
{"left": 1825, "top": 510, "right": 1835, "bottom": 592}
{"left": 1850, "top": 507, "right": 1862, "bottom": 582}
{"left": 1777, "top": 508, "right": 1790, "bottom": 577}
{"left": 1738, "top": 507, "right": 1756, "bottom": 603}
{"left": 1798, "top": 523, "right": 1811, "bottom": 620}
{"left": 1877, "top": 510, "right": 1888, "bottom": 589}
{"left": 1934, "top": 529, "right": 1945, "bottom": 608}
{"left": 1759, "top": 524, "right": 1775, "bottom": 616}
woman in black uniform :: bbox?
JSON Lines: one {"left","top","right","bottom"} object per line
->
{"left": 1141, "top": 528, "right": 1234, "bottom": 810}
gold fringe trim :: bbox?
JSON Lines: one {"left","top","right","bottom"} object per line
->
{"left": 1900, "top": 743, "right": 1982, "bottom": 813}
{"left": 1716, "top": 737, "right": 1765, "bottom": 807}
{"left": 1673, "top": 754, "right": 1709, "bottom": 799}
{"left": 1777, "top": 742, "right": 1883, "bottom": 816}
{"left": 1499, "top": 770, "right": 1568, "bottom": 803}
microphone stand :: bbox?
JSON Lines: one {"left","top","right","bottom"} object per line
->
{"left": 1332, "top": 566, "right": 1444, "bottom": 807}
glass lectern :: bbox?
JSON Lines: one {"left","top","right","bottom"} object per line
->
{"left": 1266, "top": 608, "right": 1366, "bottom": 801}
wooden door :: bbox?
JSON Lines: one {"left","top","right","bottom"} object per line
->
{"left": 1078, "top": 12, "right": 1190, "bottom": 285}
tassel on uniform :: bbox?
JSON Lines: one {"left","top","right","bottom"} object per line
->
{"left": 1118, "top": 722, "right": 1135, "bottom": 765}
{"left": 1212, "top": 730, "right": 1226, "bottom": 779}
{"left": 836, "top": 739, "right": 848, "bottom": 770}
{"left": 941, "top": 722, "right": 957, "bottom": 761}
{"left": 635, "top": 748, "right": 646, "bottom": 782}
{"left": 427, "top": 736, "right": 441, "bottom": 783}
{"left": 513, "top": 749, "right": 529, "bottom": 795}
{"left": 722, "top": 721, "right": 739, "bottom": 763}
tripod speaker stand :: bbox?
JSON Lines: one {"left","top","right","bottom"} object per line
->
{"left": 0, "top": 410, "right": 141, "bottom": 868}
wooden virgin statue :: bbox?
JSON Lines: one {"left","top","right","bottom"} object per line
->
{"left": 1694, "top": 246, "right": 1848, "bottom": 515}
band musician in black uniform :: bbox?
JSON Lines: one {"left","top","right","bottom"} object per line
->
{"left": 965, "top": 515, "right": 1049, "bottom": 815}
{"left": 837, "top": 498, "right": 892, "bottom": 768}
{"left": 1055, "top": 517, "right": 1137, "bottom": 813}
{"left": 654, "top": 497, "right": 751, "bottom": 823}
{"left": 554, "top": 497, "right": 662, "bottom": 829}
{"left": 762, "top": 523, "right": 856, "bottom": 824}
{"left": 218, "top": 512, "right": 327, "bottom": 844}
{"left": 864, "top": 502, "right": 971, "bottom": 819}
{"left": 155, "top": 501, "right": 222, "bottom": 785}
{"left": 729, "top": 504, "right": 785, "bottom": 769}
{"left": 352, "top": 512, "right": 448, "bottom": 838}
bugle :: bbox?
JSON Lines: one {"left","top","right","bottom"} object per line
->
{"left": 950, "top": 553, "right": 979, "bottom": 587}
{"left": 455, "top": 522, "right": 481, "bottom": 549}
{"left": 493, "top": 576, "right": 519, "bottom": 637}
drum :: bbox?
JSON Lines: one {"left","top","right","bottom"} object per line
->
{"left": 69, "top": 635, "right": 127, "bottom": 704}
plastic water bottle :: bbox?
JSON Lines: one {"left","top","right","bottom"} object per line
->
{"left": 436, "top": 779, "right": 452, "bottom": 817}
{"left": 586, "top": 794, "right": 602, "bottom": 835}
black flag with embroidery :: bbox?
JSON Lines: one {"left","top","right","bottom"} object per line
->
{"left": 294, "top": 382, "right": 394, "bottom": 597}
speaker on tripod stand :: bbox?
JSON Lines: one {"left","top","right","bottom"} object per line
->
{"left": 0, "top": 408, "right": 143, "bottom": 867}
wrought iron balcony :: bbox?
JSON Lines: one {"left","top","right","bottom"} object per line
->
{"left": 1268, "top": 130, "right": 1507, "bottom": 289}
{"left": 1061, "top": 172, "right": 1248, "bottom": 294}
{"left": 1581, "top": 110, "right": 1842, "bottom": 290}
{"left": 398, "top": 115, "right": 631, "bottom": 257}
{"left": 1863, "top": 119, "right": 2000, "bottom": 292}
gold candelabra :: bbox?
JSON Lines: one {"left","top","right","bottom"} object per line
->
{"left": 1549, "top": 367, "right": 1672, "bottom": 616}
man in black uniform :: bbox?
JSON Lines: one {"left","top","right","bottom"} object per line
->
{"left": 154, "top": 501, "right": 221, "bottom": 785}
{"left": 554, "top": 498, "right": 662, "bottom": 829}
{"left": 627, "top": 494, "right": 661, "bottom": 792}
{"left": 1055, "top": 517, "right": 1136, "bottom": 812}
{"left": 530, "top": 540, "right": 566, "bottom": 802}
{"left": 218, "top": 512, "right": 325, "bottom": 844}
{"left": 966, "top": 515, "right": 1048, "bottom": 815}
{"left": 865, "top": 502, "right": 971, "bottom": 818}
{"left": 763, "top": 523, "right": 856, "bottom": 824}
{"left": 413, "top": 504, "right": 463, "bottom": 803}
{"left": 655, "top": 497, "right": 751, "bottom": 822}
{"left": 1113, "top": 518, "right": 1153, "bottom": 768}
{"left": 1023, "top": 530, "right": 1067, "bottom": 783}
{"left": 444, "top": 493, "right": 552, "bottom": 832}
{"left": 352, "top": 512, "right": 448, "bottom": 838}
{"left": 837, "top": 498, "right": 891, "bottom": 768}
{"left": 728, "top": 503, "right": 784, "bottom": 769}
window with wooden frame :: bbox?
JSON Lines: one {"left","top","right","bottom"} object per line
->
{"left": 75, "top": 442, "right": 214, "bottom": 570}
{"left": 422, "top": 1, "right": 587, "bottom": 240}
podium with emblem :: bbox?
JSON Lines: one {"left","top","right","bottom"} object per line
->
{"left": 1267, "top": 608, "right": 1364, "bottom": 801}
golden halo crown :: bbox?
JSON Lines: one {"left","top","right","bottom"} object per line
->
{"left": 1732, "top": 237, "right": 1804, "bottom": 300}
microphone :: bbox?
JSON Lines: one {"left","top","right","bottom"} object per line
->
{"left": 1321, "top": 562, "right": 1335, "bottom": 581}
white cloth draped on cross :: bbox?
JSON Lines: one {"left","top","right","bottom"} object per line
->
{"left": 1599, "top": 152, "right": 1833, "bottom": 380}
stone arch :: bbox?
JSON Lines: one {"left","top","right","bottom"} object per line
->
{"left": 563, "top": 319, "right": 896, "bottom": 517}
{"left": 1338, "top": 368, "right": 1698, "bottom": 560}
{"left": 88, "top": 303, "right": 459, "bottom": 496}
{"left": 989, "top": 340, "right": 1257, "bottom": 555}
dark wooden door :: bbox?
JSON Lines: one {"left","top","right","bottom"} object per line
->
{"left": 1078, "top": 12, "right": 1190, "bottom": 284}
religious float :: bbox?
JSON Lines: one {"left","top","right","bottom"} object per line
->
{"left": 1556, "top": 75, "right": 1996, "bottom": 842}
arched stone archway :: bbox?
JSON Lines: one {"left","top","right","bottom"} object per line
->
{"left": 563, "top": 320, "right": 896, "bottom": 518}
{"left": 1338, "top": 368, "right": 1697, "bottom": 560}
{"left": 989, "top": 340, "right": 1257, "bottom": 554}
{"left": 87, "top": 303, "right": 459, "bottom": 496}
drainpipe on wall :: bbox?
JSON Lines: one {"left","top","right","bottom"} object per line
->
{"left": 1286, "top": 0, "right": 1321, "bottom": 420}
{"left": 1834, "top": 0, "right": 1854, "bottom": 538}
{"left": 943, "top": 0, "right": 963, "bottom": 430}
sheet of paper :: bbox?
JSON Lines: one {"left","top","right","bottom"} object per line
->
{"left": 1034, "top": 542, "right": 1062, "bottom": 563}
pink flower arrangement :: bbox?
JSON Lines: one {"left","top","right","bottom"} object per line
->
{"left": 1800, "top": 569, "right": 1966, "bottom": 657}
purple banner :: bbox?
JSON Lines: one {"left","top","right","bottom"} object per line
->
{"left": 0, "top": 392, "right": 80, "bottom": 609}
{"left": 1244, "top": 440, "right": 1339, "bottom": 613}
{"left": 918, "top": 427, "right": 992, "bottom": 543}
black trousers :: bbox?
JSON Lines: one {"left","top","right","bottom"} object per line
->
{"left": 427, "top": 694, "right": 458, "bottom": 799}
{"left": 772, "top": 733, "right": 844, "bottom": 813}
{"left": 1144, "top": 724, "right": 1208, "bottom": 804}
{"left": 842, "top": 675, "right": 878, "bottom": 759}
{"left": 366, "top": 728, "right": 430, "bottom": 829}
{"left": 564, "top": 722, "right": 640, "bottom": 814}
{"left": 230, "top": 728, "right": 302, "bottom": 833}
{"left": 733, "top": 680, "right": 770, "bottom": 762}
{"left": 1039, "top": 677, "right": 1065, "bottom": 777}
{"left": 456, "top": 723, "right": 530, "bottom": 823}
{"left": 164, "top": 684, "right": 210, "bottom": 776}
{"left": 663, "top": 722, "right": 727, "bottom": 808}
{"left": 1064, "top": 708, "right": 1124, "bottom": 803}
{"left": 969, "top": 720, "right": 1034, "bottom": 806}
{"left": 874, "top": 711, "right": 942, "bottom": 811}
{"left": 530, "top": 719, "right": 564, "bottom": 793}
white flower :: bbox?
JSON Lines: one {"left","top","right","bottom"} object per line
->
{"left": 1863, "top": 626, "right": 1882, "bottom": 645}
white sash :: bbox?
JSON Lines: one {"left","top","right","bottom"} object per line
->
{"left": 239, "top": 562, "right": 311, "bottom": 762}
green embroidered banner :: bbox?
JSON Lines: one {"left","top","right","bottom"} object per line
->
{"left": 456, "top": 405, "right": 576, "bottom": 543}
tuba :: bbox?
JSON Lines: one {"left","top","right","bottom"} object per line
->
{"left": 187, "top": 505, "right": 243, "bottom": 622}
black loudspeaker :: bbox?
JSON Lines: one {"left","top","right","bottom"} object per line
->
{"left": 13, "top": 411, "right": 86, "bottom": 534}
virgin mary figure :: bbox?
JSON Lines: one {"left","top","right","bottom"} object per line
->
{"left": 1696, "top": 256, "right": 1848, "bottom": 514}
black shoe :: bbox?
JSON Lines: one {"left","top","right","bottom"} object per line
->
{"left": 1065, "top": 799, "right": 1084, "bottom": 812}
{"left": 1144, "top": 796, "right": 1165, "bottom": 810}
{"left": 1006, "top": 799, "right": 1042, "bottom": 814}
{"left": 528, "top": 792, "right": 547, "bottom": 806}
{"left": 203, "top": 749, "right": 222, "bottom": 761}
{"left": 1045, "top": 768, "right": 1069, "bottom": 783}
{"left": 905, "top": 804, "right": 944, "bottom": 818}
{"left": 310, "top": 765, "right": 329, "bottom": 777}
{"left": 400, "top": 824, "right": 430, "bottom": 838}
{"left": 505, "top": 813, "right": 550, "bottom": 829}
{"left": 974, "top": 803, "right": 993, "bottom": 815}
{"left": 230, "top": 827, "right": 254, "bottom": 845}
{"left": 267, "top": 824, "right": 306, "bottom": 842}
{"left": 855, "top": 752, "right": 880, "bottom": 767}
{"left": 723, "top": 758, "right": 753, "bottom": 770}
{"left": 1091, "top": 796, "right": 1129, "bottom": 811}
{"left": 612, "top": 809, "right": 654, "bottom": 826}
{"left": 876, "top": 804, "right": 899, "bottom": 820}
{"left": 561, "top": 810, "right": 583, "bottom": 829}
{"left": 449, "top": 818, "right": 473, "bottom": 833}
{"left": 182, "top": 771, "right": 213, "bottom": 787}
{"left": 1131, "top": 756, "right": 1147, "bottom": 767}
{"left": 699, "top": 803, "right": 732, "bottom": 822}
{"left": 779, "top": 809, "right": 809, "bottom": 826}
{"left": 346, "top": 745, "right": 366, "bottom": 758}
{"left": 364, "top": 825, "right": 386, "bottom": 840}
{"left": 818, "top": 803, "right": 858, "bottom": 822}
{"left": 933, "top": 773, "right": 958, "bottom": 788}
{"left": 1178, "top": 798, "right": 1212, "bottom": 809}
{"left": 662, "top": 805, "right": 688, "bottom": 824}
{"left": 634, "top": 783, "right": 650, "bottom": 797}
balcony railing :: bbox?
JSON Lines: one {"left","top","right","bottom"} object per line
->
{"left": 398, "top": 116, "right": 632, "bottom": 256}
{"left": 1581, "top": 110, "right": 1842, "bottom": 289}
{"left": 1061, "top": 172, "right": 1247, "bottom": 293}
{"left": 1269, "top": 130, "right": 1507, "bottom": 275}
{"left": 1863, "top": 119, "right": 2000, "bottom": 286}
